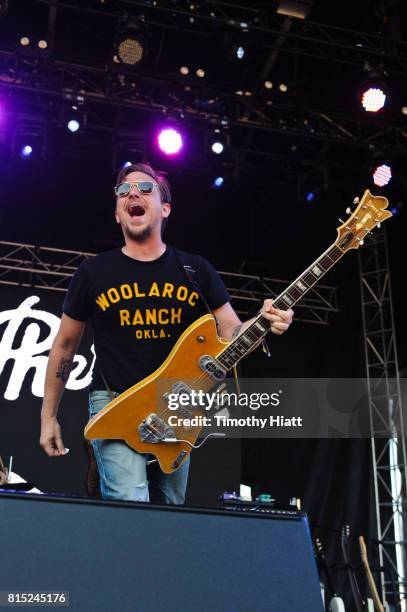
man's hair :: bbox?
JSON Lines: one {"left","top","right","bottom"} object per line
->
{"left": 116, "top": 162, "right": 172, "bottom": 205}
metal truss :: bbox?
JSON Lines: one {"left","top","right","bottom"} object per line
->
{"left": 0, "top": 241, "right": 338, "bottom": 324}
{"left": 0, "top": 49, "right": 406, "bottom": 153}
{"left": 359, "top": 228, "right": 407, "bottom": 610}
{"left": 0, "top": 1, "right": 407, "bottom": 152}
{"left": 33, "top": 0, "right": 407, "bottom": 75}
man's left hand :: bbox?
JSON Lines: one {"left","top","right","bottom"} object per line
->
{"left": 261, "top": 299, "right": 294, "bottom": 336}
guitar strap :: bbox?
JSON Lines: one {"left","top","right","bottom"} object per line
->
{"left": 173, "top": 247, "right": 242, "bottom": 392}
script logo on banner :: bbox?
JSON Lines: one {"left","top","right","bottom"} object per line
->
{"left": 0, "top": 296, "right": 95, "bottom": 401}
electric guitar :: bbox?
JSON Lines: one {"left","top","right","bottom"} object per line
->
{"left": 85, "top": 189, "right": 392, "bottom": 473}
{"left": 314, "top": 537, "right": 346, "bottom": 612}
{"left": 359, "top": 536, "right": 385, "bottom": 612}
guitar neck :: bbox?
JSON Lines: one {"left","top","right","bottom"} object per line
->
{"left": 217, "top": 242, "right": 345, "bottom": 371}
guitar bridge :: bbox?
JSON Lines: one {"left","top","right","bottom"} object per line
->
{"left": 138, "top": 413, "right": 175, "bottom": 444}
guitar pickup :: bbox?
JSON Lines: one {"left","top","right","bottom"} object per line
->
{"left": 198, "top": 355, "right": 226, "bottom": 381}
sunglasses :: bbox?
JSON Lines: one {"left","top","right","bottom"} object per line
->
{"left": 115, "top": 181, "right": 157, "bottom": 197}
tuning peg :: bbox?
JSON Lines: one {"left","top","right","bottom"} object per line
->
{"left": 359, "top": 239, "right": 364, "bottom": 246}
{"left": 346, "top": 207, "right": 352, "bottom": 214}
{"left": 353, "top": 197, "right": 360, "bottom": 204}
{"left": 377, "top": 222, "right": 381, "bottom": 228}
{"left": 339, "top": 218, "right": 345, "bottom": 224}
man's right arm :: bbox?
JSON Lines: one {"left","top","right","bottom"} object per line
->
{"left": 40, "top": 313, "right": 86, "bottom": 457}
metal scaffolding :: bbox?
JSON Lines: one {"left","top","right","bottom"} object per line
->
{"left": 0, "top": 241, "right": 338, "bottom": 324}
{"left": 359, "top": 228, "right": 407, "bottom": 610}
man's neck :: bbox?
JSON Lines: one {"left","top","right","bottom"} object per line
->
{"left": 122, "top": 236, "right": 167, "bottom": 261}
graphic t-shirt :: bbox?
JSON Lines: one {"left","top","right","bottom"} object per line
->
{"left": 63, "top": 246, "right": 230, "bottom": 392}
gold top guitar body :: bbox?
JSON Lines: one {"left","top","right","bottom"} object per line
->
{"left": 85, "top": 314, "right": 227, "bottom": 473}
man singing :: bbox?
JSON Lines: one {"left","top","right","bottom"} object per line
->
{"left": 40, "top": 163, "right": 293, "bottom": 503}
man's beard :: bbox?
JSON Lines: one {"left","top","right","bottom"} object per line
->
{"left": 124, "top": 224, "right": 152, "bottom": 243}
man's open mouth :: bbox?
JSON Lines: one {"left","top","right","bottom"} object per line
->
{"left": 128, "top": 204, "right": 145, "bottom": 217}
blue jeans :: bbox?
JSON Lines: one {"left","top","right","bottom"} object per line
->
{"left": 88, "top": 390, "right": 190, "bottom": 504}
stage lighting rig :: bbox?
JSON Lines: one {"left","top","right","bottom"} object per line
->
{"left": 373, "top": 163, "right": 392, "bottom": 187}
{"left": 156, "top": 127, "right": 184, "bottom": 156}
{"left": 114, "top": 17, "right": 146, "bottom": 66}
{"left": 359, "top": 69, "right": 388, "bottom": 112}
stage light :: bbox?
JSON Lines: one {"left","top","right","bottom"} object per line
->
{"left": 279, "top": 83, "right": 288, "bottom": 92}
{"left": 122, "top": 161, "right": 132, "bottom": 168}
{"left": 157, "top": 128, "right": 183, "bottom": 155}
{"left": 67, "top": 119, "right": 80, "bottom": 133}
{"left": 211, "top": 142, "right": 224, "bottom": 154}
{"left": 264, "top": 81, "right": 273, "bottom": 89}
{"left": 306, "top": 192, "right": 315, "bottom": 202}
{"left": 196, "top": 68, "right": 205, "bottom": 78}
{"left": 20, "top": 36, "right": 30, "bottom": 46}
{"left": 401, "top": 106, "right": 407, "bottom": 115}
{"left": 236, "top": 46, "right": 245, "bottom": 60}
{"left": 20, "top": 145, "right": 33, "bottom": 158}
{"left": 213, "top": 176, "right": 224, "bottom": 188}
{"left": 38, "top": 40, "right": 47, "bottom": 49}
{"left": 117, "top": 37, "right": 143, "bottom": 65}
{"left": 373, "top": 164, "right": 392, "bottom": 187}
{"left": 114, "top": 18, "right": 146, "bottom": 66}
{"left": 361, "top": 87, "right": 386, "bottom": 112}
{"left": 180, "top": 66, "right": 189, "bottom": 75}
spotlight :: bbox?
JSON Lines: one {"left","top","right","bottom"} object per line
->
{"left": 117, "top": 37, "right": 143, "bottom": 65}
{"left": 114, "top": 18, "right": 146, "bottom": 66}
{"left": 279, "top": 83, "right": 288, "bottom": 92}
{"left": 211, "top": 142, "right": 224, "bottom": 154}
{"left": 264, "top": 81, "right": 273, "bottom": 89}
{"left": 122, "top": 161, "right": 132, "bottom": 168}
{"left": 213, "top": 176, "right": 224, "bottom": 188}
{"left": 236, "top": 46, "right": 245, "bottom": 60}
{"left": 180, "top": 66, "right": 189, "bottom": 75}
{"left": 20, "top": 144, "right": 33, "bottom": 159}
{"left": 401, "top": 106, "right": 407, "bottom": 115}
{"left": 306, "top": 192, "right": 315, "bottom": 202}
{"left": 157, "top": 127, "right": 183, "bottom": 155}
{"left": 359, "top": 70, "right": 388, "bottom": 112}
{"left": 373, "top": 164, "right": 392, "bottom": 187}
{"left": 67, "top": 119, "right": 80, "bottom": 133}
{"left": 362, "top": 88, "right": 386, "bottom": 112}
{"left": 19, "top": 36, "right": 30, "bottom": 46}
{"left": 196, "top": 68, "right": 205, "bottom": 78}
{"left": 38, "top": 40, "right": 47, "bottom": 49}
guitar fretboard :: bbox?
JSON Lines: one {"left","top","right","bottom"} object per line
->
{"left": 216, "top": 242, "right": 345, "bottom": 371}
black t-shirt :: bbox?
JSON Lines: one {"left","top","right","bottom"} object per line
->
{"left": 63, "top": 245, "right": 230, "bottom": 392}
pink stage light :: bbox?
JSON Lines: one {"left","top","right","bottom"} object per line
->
{"left": 373, "top": 164, "right": 392, "bottom": 187}
{"left": 361, "top": 87, "right": 386, "bottom": 112}
{"left": 157, "top": 128, "right": 183, "bottom": 155}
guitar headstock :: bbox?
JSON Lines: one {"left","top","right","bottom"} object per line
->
{"left": 336, "top": 189, "right": 392, "bottom": 252}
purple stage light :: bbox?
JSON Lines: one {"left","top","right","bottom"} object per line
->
{"left": 157, "top": 128, "right": 183, "bottom": 155}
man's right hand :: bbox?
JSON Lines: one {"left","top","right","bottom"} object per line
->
{"left": 40, "top": 416, "right": 67, "bottom": 457}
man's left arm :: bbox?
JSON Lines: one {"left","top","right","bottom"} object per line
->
{"left": 213, "top": 300, "right": 294, "bottom": 342}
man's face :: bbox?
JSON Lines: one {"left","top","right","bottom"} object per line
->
{"left": 115, "top": 171, "right": 171, "bottom": 242}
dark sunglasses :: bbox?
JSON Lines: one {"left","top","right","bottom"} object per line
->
{"left": 114, "top": 181, "right": 157, "bottom": 197}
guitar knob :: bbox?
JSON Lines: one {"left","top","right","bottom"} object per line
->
{"left": 346, "top": 207, "right": 352, "bottom": 214}
{"left": 353, "top": 197, "right": 359, "bottom": 204}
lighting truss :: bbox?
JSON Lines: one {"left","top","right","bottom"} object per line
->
{"left": 0, "top": 241, "right": 338, "bottom": 324}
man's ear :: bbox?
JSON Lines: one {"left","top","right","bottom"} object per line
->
{"left": 115, "top": 207, "right": 120, "bottom": 224}
{"left": 162, "top": 202, "right": 171, "bottom": 218}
